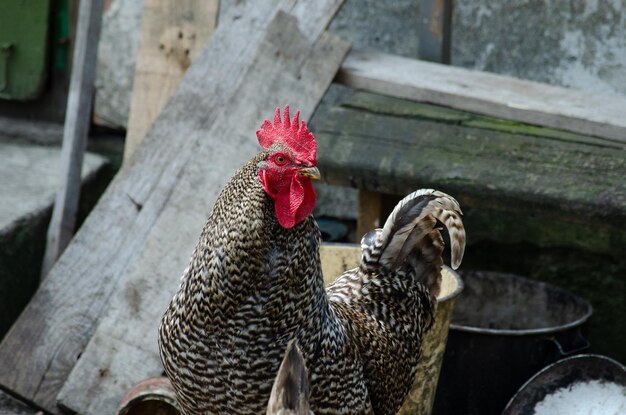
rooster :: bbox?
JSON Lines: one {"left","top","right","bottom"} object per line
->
{"left": 159, "top": 106, "right": 465, "bottom": 415}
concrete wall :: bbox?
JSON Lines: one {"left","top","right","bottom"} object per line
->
{"left": 94, "top": 0, "right": 144, "bottom": 128}
{"left": 94, "top": 0, "right": 626, "bottom": 128}
{"left": 452, "top": 0, "right": 626, "bottom": 97}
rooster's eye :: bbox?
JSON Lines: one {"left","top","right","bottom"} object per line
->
{"left": 275, "top": 155, "right": 288, "bottom": 165}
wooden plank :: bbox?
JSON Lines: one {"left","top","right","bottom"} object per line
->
{"left": 418, "top": 0, "right": 452, "bottom": 63}
{"left": 0, "top": 389, "right": 41, "bottom": 415}
{"left": 41, "top": 0, "right": 104, "bottom": 278}
{"left": 316, "top": 92, "right": 626, "bottom": 256}
{"left": 56, "top": 10, "right": 349, "bottom": 415}
{"left": 123, "top": 0, "right": 218, "bottom": 163}
{"left": 356, "top": 190, "right": 382, "bottom": 240}
{"left": 0, "top": 1, "right": 343, "bottom": 413}
{"left": 336, "top": 50, "right": 626, "bottom": 143}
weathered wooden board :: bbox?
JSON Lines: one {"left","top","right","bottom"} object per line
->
{"left": 57, "top": 10, "right": 349, "bottom": 415}
{"left": 317, "top": 92, "right": 626, "bottom": 256}
{"left": 356, "top": 190, "right": 382, "bottom": 241}
{"left": 0, "top": 1, "right": 344, "bottom": 413}
{"left": 336, "top": 50, "right": 626, "bottom": 144}
{"left": 42, "top": 0, "right": 104, "bottom": 277}
{"left": 0, "top": 389, "right": 41, "bottom": 415}
{"left": 124, "top": 0, "right": 219, "bottom": 162}
{"left": 417, "top": 0, "right": 452, "bottom": 63}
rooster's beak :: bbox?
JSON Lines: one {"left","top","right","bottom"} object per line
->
{"left": 298, "top": 166, "right": 321, "bottom": 180}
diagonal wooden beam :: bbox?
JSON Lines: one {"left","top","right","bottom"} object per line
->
{"left": 57, "top": 9, "right": 349, "bottom": 415}
{"left": 42, "top": 0, "right": 104, "bottom": 278}
{"left": 123, "top": 0, "right": 219, "bottom": 163}
{"left": 0, "top": 1, "right": 345, "bottom": 413}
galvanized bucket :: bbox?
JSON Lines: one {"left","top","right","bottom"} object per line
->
{"left": 117, "top": 377, "right": 179, "bottom": 415}
{"left": 433, "top": 270, "right": 593, "bottom": 415}
{"left": 502, "top": 354, "right": 626, "bottom": 415}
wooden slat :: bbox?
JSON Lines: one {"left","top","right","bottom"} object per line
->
{"left": 336, "top": 50, "right": 626, "bottom": 143}
{"left": 356, "top": 190, "right": 382, "bottom": 241}
{"left": 316, "top": 92, "right": 626, "bottom": 256}
{"left": 0, "top": 1, "right": 343, "bottom": 413}
{"left": 57, "top": 10, "right": 349, "bottom": 415}
{"left": 0, "top": 389, "right": 41, "bottom": 415}
{"left": 417, "top": 0, "right": 452, "bottom": 63}
{"left": 42, "top": 0, "right": 104, "bottom": 277}
{"left": 123, "top": 0, "right": 218, "bottom": 163}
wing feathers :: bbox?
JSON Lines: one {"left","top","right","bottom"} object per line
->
{"left": 266, "top": 340, "right": 311, "bottom": 415}
{"left": 361, "top": 189, "right": 466, "bottom": 272}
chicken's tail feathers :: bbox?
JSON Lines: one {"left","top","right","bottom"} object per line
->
{"left": 266, "top": 340, "right": 311, "bottom": 415}
{"left": 360, "top": 189, "right": 466, "bottom": 273}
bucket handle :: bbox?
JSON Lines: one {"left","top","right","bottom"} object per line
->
{"left": 546, "top": 330, "right": 590, "bottom": 356}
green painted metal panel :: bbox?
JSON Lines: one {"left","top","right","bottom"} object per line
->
{"left": 0, "top": 0, "right": 52, "bottom": 100}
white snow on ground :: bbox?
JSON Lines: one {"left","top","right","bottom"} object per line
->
{"left": 533, "top": 380, "right": 626, "bottom": 415}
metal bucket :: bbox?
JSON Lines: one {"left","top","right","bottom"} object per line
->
{"left": 432, "top": 270, "right": 593, "bottom": 415}
{"left": 117, "top": 377, "right": 179, "bottom": 415}
{"left": 397, "top": 266, "right": 464, "bottom": 415}
{"left": 502, "top": 354, "right": 626, "bottom": 414}
{"left": 321, "top": 243, "right": 464, "bottom": 415}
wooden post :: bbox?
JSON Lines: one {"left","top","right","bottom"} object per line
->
{"left": 357, "top": 190, "right": 383, "bottom": 240}
{"left": 42, "top": 0, "right": 104, "bottom": 278}
{"left": 418, "top": 0, "right": 453, "bottom": 64}
{"left": 123, "top": 0, "right": 219, "bottom": 164}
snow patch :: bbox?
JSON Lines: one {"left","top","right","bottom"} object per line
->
{"left": 533, "top": 380, "right": 626, "bottom": 415}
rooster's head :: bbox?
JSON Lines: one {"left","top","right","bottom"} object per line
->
{"left": 256, "top": 106, "right": 319, "bottom": 229}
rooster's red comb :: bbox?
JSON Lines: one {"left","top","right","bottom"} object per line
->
{"left": 256, "top": 106, "right": 316, "bottom": 164}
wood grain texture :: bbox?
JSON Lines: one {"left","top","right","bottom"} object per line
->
{"left": 417, "top": 0, "right": 452, "bottom": 63}
{"left": 317, "top": 92, "right": 626, "bottom": 256}
{"left": 56, "top": 8, "right": 349, "bottom": 415}
{"left": 0, "top": 389, "right": 41, "bottom": 415}
{"left": 356, "top": 190, "right": 382, "bottom": 241}
{"left": 0, "top": 1, "right": 343, "bottom": 413}
{"left": 123, "top": 0, "right": 219, "bottom": 162}
{"left": 336, "top": 50, "right": 626, "bottom": 143}
{"left": 42, "top": 0, "right": 104, "bottom": 277}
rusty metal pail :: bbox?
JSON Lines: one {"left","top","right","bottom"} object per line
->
{"left": 117, "top": 377, "right": 179, "bottom": 415}
{"left": 502, "top": 354, "right": 626, "bottom": 415}
{"left": 433, "top": 270, "right": 593, "bottom": 415}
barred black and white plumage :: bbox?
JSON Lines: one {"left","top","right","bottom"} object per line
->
{"left": 158, "top": 108, "right": 465, "bottom": 415}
